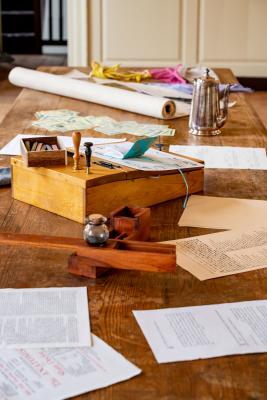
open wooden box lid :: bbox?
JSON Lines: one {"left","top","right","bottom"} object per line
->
{"left": 11, "top": 153, "right": 204, "bottom": 189}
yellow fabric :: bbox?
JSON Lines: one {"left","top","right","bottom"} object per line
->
{"left": 89, "top": 61, "right": 151, "bottom": 82}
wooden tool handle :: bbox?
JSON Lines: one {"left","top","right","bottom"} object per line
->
{"left": 84, "top": 142, "right": 93, "bottom": 174}
{"left": 72, "top": 131, "right": 81, "bottom": 163}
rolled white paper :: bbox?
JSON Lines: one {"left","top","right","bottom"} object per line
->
{"left": 8, "top": 67, "right": 190, "bottom": 119}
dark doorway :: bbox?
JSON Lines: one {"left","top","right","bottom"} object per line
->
{"left": 0, "top": 0, "right": 67, "bottom": 55}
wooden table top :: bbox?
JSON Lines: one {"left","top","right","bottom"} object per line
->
{"left": 0, "top": 67, "right": 266, "bottom": 400}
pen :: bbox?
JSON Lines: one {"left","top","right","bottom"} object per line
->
{"left": 93, "top": 161, "right": 121, "bottom": 169}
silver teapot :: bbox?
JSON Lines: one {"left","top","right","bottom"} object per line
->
{"left": 189, "top": 69, "right": 231, "bottom": 136}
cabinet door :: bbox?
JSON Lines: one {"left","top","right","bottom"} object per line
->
{"left": 198, "top": 0, "right": 267, "bottom": 76}
{"left": 81, "top": 0, "right": 267, "bottom": 76}
{"left": 90, "top": 0, "right": 184, "bottom": 67}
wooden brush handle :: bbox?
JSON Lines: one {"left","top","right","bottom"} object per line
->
{"left": 72, "top": 131, "right": 81, "bottom": 163}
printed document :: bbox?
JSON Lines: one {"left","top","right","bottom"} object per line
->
{"left": 179, "top": 195, "right": 267, "bottom": 229}
{"left": 169, "top": 145, "right": 267, "bottom": 170}
{"left": 0, "top": 287, "right": 91, "bottom": 348}
{"left": 0, "top": 334, "right": 141, "bottom": 399}
{"left": 166, "top": 228, "right": 267, "bottom": 280}
{"left": 93, "top": 143, "right": 203, "bottom": 171}
{"left": 133, "top": 300, "right": 267, "bottom": 363}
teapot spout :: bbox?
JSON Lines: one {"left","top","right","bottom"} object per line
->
{"left": 217, "top": 84, "right": 231, "bottom": 128}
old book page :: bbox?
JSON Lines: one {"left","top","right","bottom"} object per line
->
{"left": 165, "top": 228, "right": 267, "bottom": 280}
{"left": 0, "top": 334, "right": 141, "bottom": 399}
{"left": 133, "top": 300, "right": 267, "bottom": 363}
{"left": 0, "top": 287, "right": 91, "bottom": 348}
{"left": 178, "top": 195, "right": 267, "bottom": 229}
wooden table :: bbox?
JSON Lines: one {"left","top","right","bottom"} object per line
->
{"left": 0, "top": 67, "right": 266, "bottom": 400}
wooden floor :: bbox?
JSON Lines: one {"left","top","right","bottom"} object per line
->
{"left": 0, "top": 55, "right": 266, "bottom": 129}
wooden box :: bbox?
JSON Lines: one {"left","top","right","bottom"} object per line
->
{"left": 109, "top": 206, "right": 151, "bottom": 241}
{"left": 11, "top": 155, "right": 204, "bottom": 224}
{"left": 20, "top": 136, "right": 67, "bottom": 167}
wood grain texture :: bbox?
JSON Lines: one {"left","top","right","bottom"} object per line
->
{"left": 0, "top": 67, "right": 267, "bottom": 399}
{"left": 11, "top": 155, "right": 203, "bottom": 223}
{"left": 85, "top": 168, "right": 203, "bottom": 217}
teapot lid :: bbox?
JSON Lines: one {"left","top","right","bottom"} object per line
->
{"left": 196, "top": 68, "right": 218, "bottom": 86}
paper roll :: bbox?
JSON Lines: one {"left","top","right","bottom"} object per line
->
{"left": 8, "top": 67, "right": 188, "bottom": 119}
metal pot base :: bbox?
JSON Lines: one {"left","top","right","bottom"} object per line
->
{"left": 189, "top": 128, "right": 221, "bottom": 136}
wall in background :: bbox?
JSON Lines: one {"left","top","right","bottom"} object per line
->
{"left": 198, "top": 0, "right": 267, "bottom": 77}
{"left": 67, "top": 0, "right": 267, "bottom": 77}
{"left": 67, "top": 0, "right": 88, "bottom": 66}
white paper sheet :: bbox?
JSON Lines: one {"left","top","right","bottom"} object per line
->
{"left": 169, "top": 145, "right": 267, "bottom": 170}
{"left": 0, "top": 287, "right": 91, "bottom": 348}
{"left": 0, "top": 134, "right": 125, "bottom": 156}
{"left": 92, "top": 76, "right": 193, "bottom": 101}
{"left": 9, "top": 67, "right": 189, "bottom": 119}
{"left": 0, "top": 334, "right": 141, "bottom": 400}
{"left": 93, "top": 143, "right": 204, "bottom": 171}
{"left": 133, "top": 300, "right": 267, "bottom": 363}
{"left": 165, "top": 227, "right": 267, "bottom": 280}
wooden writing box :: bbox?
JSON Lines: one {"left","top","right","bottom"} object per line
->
{"left": 20, "top": 136, "right": 67, "bottom": 167}
{"left": 11, "top": 155, "right": 204, "bottom": 223}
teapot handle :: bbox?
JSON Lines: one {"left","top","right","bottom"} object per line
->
{"left": 217, "top": 84, "right": 231, "bottom": 128}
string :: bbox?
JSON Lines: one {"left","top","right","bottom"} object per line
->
{"left": 176, "top": 167, "right": 189, "bottom": 208}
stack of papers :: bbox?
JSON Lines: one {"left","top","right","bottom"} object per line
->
{"left": 0, "top": 287, "right": 140, "bottom": 399}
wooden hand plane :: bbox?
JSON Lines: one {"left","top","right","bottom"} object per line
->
{"left": 0, "top": 206, "right": 176, "bottom": 279}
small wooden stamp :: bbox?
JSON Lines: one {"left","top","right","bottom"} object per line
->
{"left": 72, "top": 131, "right": 82, "bottom": 170}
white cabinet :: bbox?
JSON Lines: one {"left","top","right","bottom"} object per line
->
{"left": 68, "top": 0, "right": 267, "bottom": 77}
{"left": 198, "top": 0, "right": 267, "bottom": 77}
{"left": 90, "top": 0, "right": 184, "bottom": 66}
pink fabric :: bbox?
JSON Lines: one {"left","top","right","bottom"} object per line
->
{"left": 149, "top": 64, "right": 186, "bottom": 83}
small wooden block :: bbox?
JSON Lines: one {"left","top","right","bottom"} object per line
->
{"left": 109, "top": 206, "right": 150, "bottom": 241}
{"left": 68, "top": 253, "right": 109, "bottom": 278}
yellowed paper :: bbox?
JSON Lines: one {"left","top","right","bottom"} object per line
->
{"left": 165, "top": 228, "right": 267, "bottom": 280}
{"left": 178, "top": 195, "right": 267, "bottom": 230}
